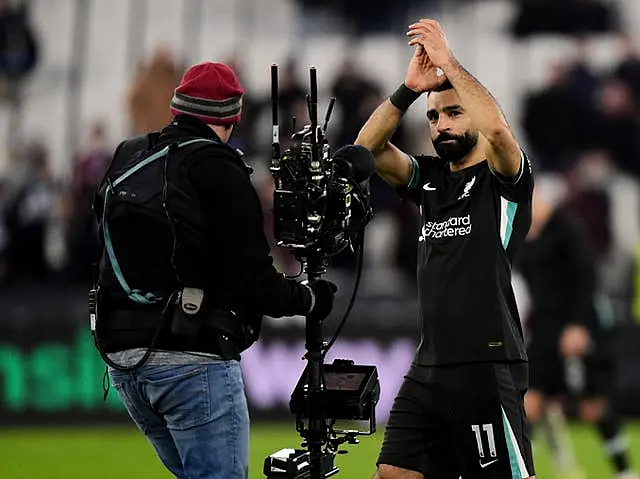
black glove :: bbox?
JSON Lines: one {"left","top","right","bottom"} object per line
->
{"left": 306, "top": 280, "right": 338, "bottom": 321}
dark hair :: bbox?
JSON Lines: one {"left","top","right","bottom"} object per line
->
{"left": 428, "top": 79, "right": 454, "bottom": 96}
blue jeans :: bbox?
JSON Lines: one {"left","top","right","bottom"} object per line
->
{"left": 110, "top": 361, "right": 250, "bottom": 479}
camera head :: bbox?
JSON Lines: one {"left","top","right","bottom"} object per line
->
{"left": 269, "top": 65, "right": 374, "bottom": 269}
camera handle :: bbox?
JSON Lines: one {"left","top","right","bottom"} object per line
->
{"left": 303, "top": 251, "right": 330, "bottom": 479}
{"left": 261, "top": 249, "right": 341, "bottom": 479}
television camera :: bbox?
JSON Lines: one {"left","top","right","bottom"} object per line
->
{"left": 263, "top": 64, "right": 380, "bottom": 479}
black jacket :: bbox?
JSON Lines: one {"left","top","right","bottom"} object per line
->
{"left": 95, "top": 114, "right": 311, "bottom": 321}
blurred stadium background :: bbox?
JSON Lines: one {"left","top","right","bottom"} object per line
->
{"left": 1, "top": 0, "right": 640, "bottom": 477}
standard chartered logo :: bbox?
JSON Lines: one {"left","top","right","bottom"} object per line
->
{"left": 419, "top": 214, "right": 472, "bottom": 242}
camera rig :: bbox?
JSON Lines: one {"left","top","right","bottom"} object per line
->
{"left": 268, "top": 64, "right": 373, "bottom": 271}
{"left": 263, "top": 64, "right": 379, "bottom": 479}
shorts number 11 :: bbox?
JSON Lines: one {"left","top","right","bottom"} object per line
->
{"left": 471, "top": 423, "right": 497, "bottom": 458}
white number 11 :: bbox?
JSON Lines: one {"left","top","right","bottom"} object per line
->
{"left": 471, "top": 423, "right": 497, "bottom": 458}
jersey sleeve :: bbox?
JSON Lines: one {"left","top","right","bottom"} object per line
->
{"left": 396, "top": 155, "right": 438, "bottom": 206}
{"left": 490, "top": 150, "right": 534, "bottom": 203}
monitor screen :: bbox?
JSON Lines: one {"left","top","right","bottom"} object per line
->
{"left": 324, "top": 372, "right": 366, "bottom": 391}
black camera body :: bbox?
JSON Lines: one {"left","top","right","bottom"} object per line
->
{"left": 272, "top": 125, "right": 330, "bottom": 249}
{"left": 269, "top": 74, "right": 370, "bottom": 267}
{"left": 273, "top": 134, "right": 354, "bottom": 256}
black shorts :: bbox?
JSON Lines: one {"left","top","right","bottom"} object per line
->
{"left": 378, "top": 362, "right": 534, "bottom": 479}
{"left": 527, "top": 346, "right": 612, "bottom": 397}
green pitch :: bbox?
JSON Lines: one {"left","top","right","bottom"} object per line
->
{"left": 1, "top": 422, "right": 639, "bottom": 478}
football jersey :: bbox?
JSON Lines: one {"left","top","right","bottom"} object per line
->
{"left": 400, "top": 152, "right": 534, "bottom": 366}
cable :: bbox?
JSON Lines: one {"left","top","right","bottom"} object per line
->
{"left": 93, "top": 294, "right": 174, "bottom": 372}
{"left": 321, "top": 231, "right": 365, "bottom": 358}
{"left": 162, "top": 144, "right": 183, "bottom": 287}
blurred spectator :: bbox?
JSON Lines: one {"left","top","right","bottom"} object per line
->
{"left": 3, "top": 142, "right": 58, "bottom": 282}
{"left": 0, "top": 0, "right": 38, "bottom": 102}
{"left": 564, "top": 150, "right": 615, "bottom": 260}
{"left": 517, "top": 187, "right": 639, "bottom": 479}
{"left": 523, "top": 61, "right": 597, "bottom": 171}
{"left": 71, "top": 122, "right": 111, "bottom": 202}
{"left": 339, "top": 0, "right": 410, "bottom": 35}
{"left": 566, "top": 38, "right": 601, "bottom": 105}
{"left": 64, "top": 121, "right": 111, "bottom": 284}
{"left": 277, "top": 58, "right": 308, "bottom": 151}
{"left": 330, "top": 56, "right": 381, "bottom": 149}
{"left": 126, "top": 45, "right": 183, "bottom": 134}
{"left": 592, "top": 78, "right": 640, "bottom": 178}
{"left": 3, "top": 139, "right": 31, "bottom": 193}
{"left": 614, "top": 34, "right": 640, "bottom": 107}
{"left": 562, "top": 149, "right": 640, "bottom": 322}
{"left": 511, "top": 0, "right": 618, "bottom": 38}
{"left": 296, "top": 0, "right": 344, "bottom": 36}
{"left": 223, "top": 54, "right": 263, "bottom": 157}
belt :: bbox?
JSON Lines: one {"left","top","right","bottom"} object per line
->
{"left": 109, "top": 307, "right": 242, "bottom": 332}
{"left": 107, "top": 308, "right": 244, "bottom": 360}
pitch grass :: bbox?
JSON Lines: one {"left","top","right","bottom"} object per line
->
{"left": 1, "top": 422, "right": 639, "bottom": 478}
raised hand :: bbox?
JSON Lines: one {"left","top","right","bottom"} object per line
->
{"left": 407, "top": 19, "right": 455, "bottom": 70}
{"left": 405, "top": 43, "right": 447, "bottom": 93}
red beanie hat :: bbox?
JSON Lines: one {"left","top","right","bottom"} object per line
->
{"left": 170, "top": 62, "right": 245, "bottom": 126}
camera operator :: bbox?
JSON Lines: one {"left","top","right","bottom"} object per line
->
{"left": 92, "top": 61, "right": 337, "bottom": 479}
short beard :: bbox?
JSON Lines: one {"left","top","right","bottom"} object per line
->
{"left": 433, "top": 131, "right": 479, "bottom": 164}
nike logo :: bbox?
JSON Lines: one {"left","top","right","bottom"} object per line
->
{"left": 423, "top": 183, "right": 436, "bottom": 191}
{"left": 479, "top": 459, "right": 498, "bottom": 468}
